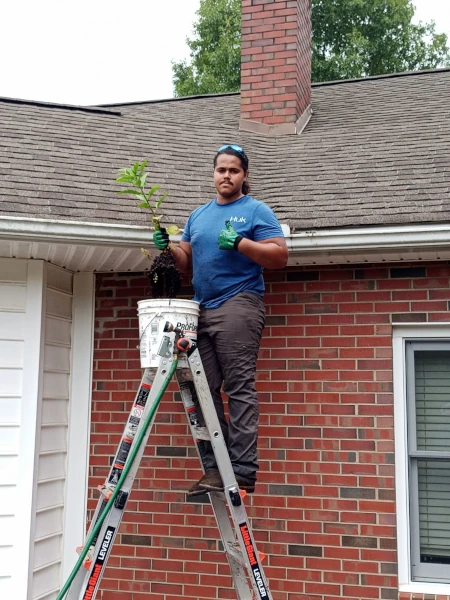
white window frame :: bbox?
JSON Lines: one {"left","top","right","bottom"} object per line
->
{"left": 393, "top": 323, "right": 450, "bottom": 595}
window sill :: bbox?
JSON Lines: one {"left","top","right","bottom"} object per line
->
{"left": 400, "top": 583, "right": 450, "bottom": 594}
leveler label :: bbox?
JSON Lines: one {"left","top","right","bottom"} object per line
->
{"left": 239, "top": 522, "right": 268, "bottom": 598}
{"left": 82, "top": 526, "right": 116, "bottom": 600}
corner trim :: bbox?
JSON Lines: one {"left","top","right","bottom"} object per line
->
{"left": 61, "top": 272, "right": 95, "bottom": 581}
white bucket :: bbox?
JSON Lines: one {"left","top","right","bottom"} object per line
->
{"left": 137, "top": 298, "right": 200, "bottom": 368}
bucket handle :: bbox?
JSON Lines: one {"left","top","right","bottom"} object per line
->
{"left": 139, "top": 312, "right": 162, "bottom": 345}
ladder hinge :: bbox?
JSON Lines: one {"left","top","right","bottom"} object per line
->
{"left": 229, "top": 488, "right": 242, "bottom": 507}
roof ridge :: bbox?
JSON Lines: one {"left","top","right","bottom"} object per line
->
{"left": 100, "top": 91, "right": 240, "bottom": 108}
{"left": 0, "top": 96, "right": 121, "bottom": 115}
{"left": 312, "top": 66, "right": 450, "bottom": 88}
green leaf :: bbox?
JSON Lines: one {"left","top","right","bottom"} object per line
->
{"left": 115, "top": 175, "right": 136, "bottom": 184}
{"left": 155, "top": 193, "right": 168, "bottom": 209}
{"left": 166, "top": 225, "right": 180, "bottom": 235}
{"left": 139, "top": 172, "right": 149, "bottom": 189}
{"left": 152, "top": 215, "right": 163, "bottom": 221}
{"left": 147, "top": 185, "right": 161, "bottom": 199}
{"left": 137, "top": 201, "right": 151, "bottom": 209}
{"left": 139, "top": 160, "right": 148, "bottom": 174}
{"left": 132, "top": 162, "right": 139, "bottom": 174}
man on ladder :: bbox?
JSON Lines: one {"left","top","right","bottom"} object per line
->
{"left": 154, "top": 144, "right": 288, "bottom": 496}
{"left": 59, "top": 145, "right": 287, "bottom": 600}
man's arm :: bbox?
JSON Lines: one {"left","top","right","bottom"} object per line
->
{"left": 237, "top": 237, "right": 288, "bottom": 270}
{"left": 168, "top": 240, "right": 192, "bottom": 273}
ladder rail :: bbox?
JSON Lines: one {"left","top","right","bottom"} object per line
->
{"left": 62, "top": 359, "right": 178, "bottom": 600}
{"left": 176, "top": 369, "right": 253, "bottom": 600}
{"left": 186, "top": 349, "right": 272, "bottom": 600}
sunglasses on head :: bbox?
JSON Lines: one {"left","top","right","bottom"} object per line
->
{"left": 218, "top": 144, "right": 246, "bottom": 155}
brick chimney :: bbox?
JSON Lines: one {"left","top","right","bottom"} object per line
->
{"left": 240, "top": 0, "right": 312, "bottom": 136}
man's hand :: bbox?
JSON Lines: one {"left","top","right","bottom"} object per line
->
{"left": 153, "top": 228, "right": 169, "bottom": 250}
{"left": 218, "top": 221, "right": 243, "bottom": 250}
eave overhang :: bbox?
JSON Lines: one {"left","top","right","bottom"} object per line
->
{"left": 1, "top": 216, "right": 450, "bottom": 272}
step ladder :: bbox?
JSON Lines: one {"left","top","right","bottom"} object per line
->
{"left": 62, "top": 325, "right": 272, "bottom": 600}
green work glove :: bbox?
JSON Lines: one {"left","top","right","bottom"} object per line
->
{"left": 153, "top": 228, "right": 169, "bottom": 250}
{"left": 218, "top": 221, "right": 243, "bottom": 251}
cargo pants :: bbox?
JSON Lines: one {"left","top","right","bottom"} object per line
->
{"left": 194, "top": 292, "right": 265, "bottom": 484}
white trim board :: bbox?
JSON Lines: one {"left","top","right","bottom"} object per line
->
{"left": 393, "top": 323, "right": 450, "bottom": 595}
{"left": 62, "top": 272, "right": 95, "bottom": 581}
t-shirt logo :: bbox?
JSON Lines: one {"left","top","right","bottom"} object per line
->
{"left": 229, "top": 216, "right": 247, "bottom": 223}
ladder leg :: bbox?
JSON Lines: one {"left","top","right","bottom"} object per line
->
{"left": 176, "top": 368, "right": 252, "bottom": 599}
{"left": 180, "top": 350, "right": 272, "bottom": 600}
{"left": 65, "top": 358, "right": 176, "bottom": 600}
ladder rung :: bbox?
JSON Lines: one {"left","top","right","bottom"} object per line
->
{"left": 193, "top": 426, "right": 210, "bottom": 441}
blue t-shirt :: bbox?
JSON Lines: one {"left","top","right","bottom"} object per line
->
{"left": 181, "top": 195, "right": 284, "bottom": 308}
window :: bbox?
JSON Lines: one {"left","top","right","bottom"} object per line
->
{"left": 406, "top": 342, "right": 450, "bottom": 583}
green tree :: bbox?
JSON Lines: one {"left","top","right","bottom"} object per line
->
{"left": 172, "top": 0, "right": 241, "bottom": 96}
{"left": 312, "top": 0, "right": 450, "bottom": 81}
{"left": 172, "top": 0, "right": 450, "bottom": 95}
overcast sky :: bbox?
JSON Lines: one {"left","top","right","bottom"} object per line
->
{"left": 0, "top": 0, "right": 448, "bottom": 106}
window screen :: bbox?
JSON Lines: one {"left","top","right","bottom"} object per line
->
{"left": 407, "top": 344, "right": 450, "bottom": 581}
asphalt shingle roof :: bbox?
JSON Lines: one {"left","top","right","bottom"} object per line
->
{"left": 0, "top": 68, "right": 449, "bottom": 232}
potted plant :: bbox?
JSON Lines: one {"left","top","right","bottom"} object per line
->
{"left": 116, "top": 161, "right": 182, "bottom": 298}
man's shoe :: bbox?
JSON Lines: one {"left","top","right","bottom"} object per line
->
{"left": 198, "top": 469, "right": 224, "bottom": 492}
{"left": 187, "top": 469, "right": 220, "bottom": 496}
{"left": 235, "top": 475, "right": 255, "bottom": 494}
{"left": 199, "top": 472, "right": 256, "bottom": 494}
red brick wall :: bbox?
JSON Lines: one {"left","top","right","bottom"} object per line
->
{"left": 241, "top": 0, "right": 311, "bottom": 126}
{"left": 89, "top": 263, "right": 450, "bottom": 600}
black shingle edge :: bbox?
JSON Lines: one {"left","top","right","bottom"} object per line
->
{"left": 0, "top": 96, "right": 121, "bottom": 116}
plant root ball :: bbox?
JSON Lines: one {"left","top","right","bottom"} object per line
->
{"left": 149, "top": 248, "right": 181, "bottom": 298}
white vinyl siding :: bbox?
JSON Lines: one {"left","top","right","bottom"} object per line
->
{"left": 32, "top": 264, "right": 73, "bottom": 600}
{"left": 0, "top": 260, "right": 75, "bottom": 600}
{"left": 0, "top": 259, "right": 27, "bottom": 596}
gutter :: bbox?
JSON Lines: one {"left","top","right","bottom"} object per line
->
{"left": 2, "top": 215, "right": 450, "bottom": 261}
{"left": 0, "top": 216, "right": 159, "bottom": 246}
{"left": 287, "top": 223, "right": 450, "bottom": 255}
